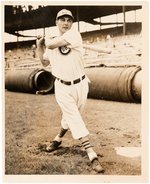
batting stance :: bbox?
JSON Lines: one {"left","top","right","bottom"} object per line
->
{"left": 36, "top": 9, "right": 104, "bottom": 173}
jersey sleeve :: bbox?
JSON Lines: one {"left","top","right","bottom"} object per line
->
{"left": 62, "top": 29, "right": 82, "bottom": 48}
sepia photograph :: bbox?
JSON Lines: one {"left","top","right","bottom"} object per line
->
{"left": 2, "top": 0, "right": 149, "bottom": 183}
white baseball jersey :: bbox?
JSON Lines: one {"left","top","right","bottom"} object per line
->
{"left": 44, "top": 28, "right": 85, "bottom": 81}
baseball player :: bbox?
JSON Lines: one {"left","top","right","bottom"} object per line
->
{"left": 36, "top": 9, "right": 104, "bottom": 173}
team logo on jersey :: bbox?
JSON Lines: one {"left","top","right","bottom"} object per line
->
{"left": 59, "top": 46, "right": 71, "bottom": 55}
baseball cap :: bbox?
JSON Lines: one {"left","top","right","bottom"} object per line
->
{"left": 56, "top": 9, "right": 74, "bottom": 20}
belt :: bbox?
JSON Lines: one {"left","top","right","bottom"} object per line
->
{"left": 56, "top": 75, "right": 85, "bottom": 85}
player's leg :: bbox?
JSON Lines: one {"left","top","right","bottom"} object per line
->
{"left": 77, "top": 79, "right": 104, "bottom": 172}
{"left": 79, "top": 136, "right": 104, "bottom": 173}
{"left": 54, "top": 79, "right": 89, "bottom": 139}
{"left": 45, "top": 126, "right": 68, "bottom": 152}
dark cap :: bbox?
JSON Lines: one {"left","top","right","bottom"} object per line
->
{"left": 56, "top": 9, "right": 74, "bottom": 20}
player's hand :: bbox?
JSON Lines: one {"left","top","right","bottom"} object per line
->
{"left": 36, "top": 35, "right": 45, "bottom": 46}
{"left": 41, "top": 60, "right": 50, "bottom": 67}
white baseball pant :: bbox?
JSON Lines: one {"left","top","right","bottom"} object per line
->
{"left": 54, "top": 77, "right": 89, "bottom": 139}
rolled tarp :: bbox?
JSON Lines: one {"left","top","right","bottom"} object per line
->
{"left": 85, "top": 66, "right": 141, "bottom": 103}
{"left": 5, "top": 68, "right": 54, "bottom": 93}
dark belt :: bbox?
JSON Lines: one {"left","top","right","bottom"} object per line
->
{"left": 56, "top": 75, "right": 85, "bottom": 85}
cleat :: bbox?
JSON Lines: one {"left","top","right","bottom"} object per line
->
{"left": 45, "top": 140, "right": 62, "bottom": 152}
{"left": 91, "top": 157, "right": 104, "bottom": 173}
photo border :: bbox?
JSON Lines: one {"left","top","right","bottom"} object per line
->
{"left": 1, "top": 0, "right": 149, "bottom": 183}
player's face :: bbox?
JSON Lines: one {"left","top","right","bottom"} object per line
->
{"left": 56, "top": 16, "right": 73, "bottom": 34}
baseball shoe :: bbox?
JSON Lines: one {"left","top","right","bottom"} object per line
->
{"left": 91, "top": 157, "right": 104, "bottom": 173}
{"left": 38, "top": 140, "right": 62, "bottom": 152}
{"left": 45, "top": 140, "right": 62, "bottom": 152}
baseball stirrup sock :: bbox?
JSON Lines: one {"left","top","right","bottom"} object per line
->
{"left": 54, "top": 128, "right": 68, "bottom": 142}
{"left": 81, "top": 140, "right": 98, "bottom": 161}
{"left": 81, "top": 140, "right": 92, "bottom": 150}
{"left": 59, "top": 128, "right": 68, "bottom": 138}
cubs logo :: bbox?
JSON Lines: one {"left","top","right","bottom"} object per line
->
{"left": 59, "top": 46, "right": 71, "bottom": 55}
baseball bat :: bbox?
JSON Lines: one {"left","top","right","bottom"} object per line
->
{"left": 83, "top": 44, "right": 111, "bottom": 54}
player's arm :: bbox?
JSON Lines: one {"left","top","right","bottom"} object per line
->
{"left": 36, "top": 36, "right": 50, "bottom": 67}
{"left": 45, "top": 36, "right": 70, "bottom": 49}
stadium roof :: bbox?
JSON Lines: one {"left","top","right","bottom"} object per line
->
{"left": 5, "top": 5, "right": 142, "bottom": 35}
